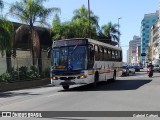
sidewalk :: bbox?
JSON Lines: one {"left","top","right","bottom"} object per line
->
{"left": 0, "top": 78, "right": 50, "bottom": 92}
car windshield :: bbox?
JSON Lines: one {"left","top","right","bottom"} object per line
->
{"left": 52, "top": 46, "right": 87, "bottom": 70}
{"left": 122, "top": 66, "right": 128, "bottom": 69}
{"left": 153, "top": 64, "right": 159, "bottom": 67}
{"left": 127, "top": 66, "right": 133, "bottom": 68}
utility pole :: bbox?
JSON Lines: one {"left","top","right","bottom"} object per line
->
{"left": 88, "top": 0, "right": 91, "bottom": 38}
{"left": 118, "top": 17, "right": 122, "bottom": 47}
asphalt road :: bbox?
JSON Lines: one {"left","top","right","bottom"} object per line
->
{"left": 0, "top": 71, "right": 160, "bottom": 120}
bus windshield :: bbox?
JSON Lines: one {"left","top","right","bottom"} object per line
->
{"left": 52, "top": 46, "right": 87, "bottom": 70}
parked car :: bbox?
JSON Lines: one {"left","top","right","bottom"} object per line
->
{"left": 127, "top": 66, "right": 135, "bottom": 75}
{"left": 132, "top": 65, "right": 140, "bottom": 72}
{"left": 139, "top": 65, "right": 144, "bottom": 69}
{"left": 122, "top": 66, "right": 129, "bottom": 76}
{"left": 153, "top": 64, "right": 159, "bottom": 72}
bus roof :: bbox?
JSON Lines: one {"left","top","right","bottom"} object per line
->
{"left": 52, "top": 38, "right": 122, "bottom": 51}
{"left": 88, "top": 38, "right": 122, "bottom": 51}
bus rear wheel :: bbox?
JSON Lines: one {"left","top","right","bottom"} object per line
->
{"left": 112, "top": 71, "right": 116, "bottom": 82}
{"left": 94, "top": 71, "right": 99, "bottom": 87}
{"left": 108, "top": 71, "right": 116, "bottom": 83}
{"left": 62, "top": 85, "right": 69, "bottom": 90}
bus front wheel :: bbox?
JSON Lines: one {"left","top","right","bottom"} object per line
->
{"left": 62, "top": 85, "right": 69, "bottom": 90}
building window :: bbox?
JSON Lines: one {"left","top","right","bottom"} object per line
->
{"left": 152, "top": 19, "right": 156, "bottom": 23}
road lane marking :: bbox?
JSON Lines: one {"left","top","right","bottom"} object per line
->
{"left": 47, "top": 93, "right": 63, "bottom": 98}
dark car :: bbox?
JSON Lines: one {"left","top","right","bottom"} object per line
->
{"left": 122, "top": 66, "right": 129, "bottom": 76}
{"left": 132, "top": 65, "right": 140, "bottom": 72}
{"left": 139, "top": 65, "right": 144, "bottom": 69}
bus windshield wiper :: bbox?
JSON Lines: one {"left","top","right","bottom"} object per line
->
{"left": 70, "top": 44, "right": 78, "bottom": 55}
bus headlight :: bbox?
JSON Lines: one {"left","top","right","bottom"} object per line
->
{"left": 77, "top": 75, "right": 87, "bottom": 79}
{"left": 52, "top": 76, "right": 58, "bottom": 80}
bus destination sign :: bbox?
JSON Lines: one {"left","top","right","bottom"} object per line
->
{"left": 53, "top": 39, "right": 87, "bottom": 47}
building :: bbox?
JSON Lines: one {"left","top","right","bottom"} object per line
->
{"left": 127, "top": 49, "right": 130, "bottom": 64}
{"left": 128, "top": 35, "right": 141, "bottom": 65}
{"left": 0, "top": 22, "right": 52, "bottom": 75}
{"left": 149, "top": 21, "right": 160, "bottom": 65}
{"left": 140, "top": 11, "right": 158, "bottom": 65}
{"left": 136, "top": 46, "right": 141, "bottom": 65}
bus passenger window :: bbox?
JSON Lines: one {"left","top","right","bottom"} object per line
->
{"left": 99, "top": 47, "right": 104, "bottom": 61}
{"left": 110, "top": 50, "right": 112, "bottom": 60}
{"left": 95, "top": 46, "right": 99, "bottom": 61}
{"left": 104, "top": 48, "right": 107, "bottom": 61}
{"left": 112, "top": 50, "right": 115, "bottom": 59}
{"left": 88, "top": 46, "right": 94, "bottom": 68}
{"left": 108, "top": 49, "right": 111, "bottom": 60}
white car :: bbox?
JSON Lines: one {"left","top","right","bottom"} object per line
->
{"left": 127, "top": 66, "right": 135, "bottom": 75}
{"left": 153, "top": 64, "right": 159, "bottom": 71}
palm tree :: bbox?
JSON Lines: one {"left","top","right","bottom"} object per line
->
{"left": 9, "top": 0, "right": 60, "bottom": 66}
{"left": 0, "top": 0, "right": 3, "bottom": 9}
{"left": 0, "top": 17, "right": 14, "bottom": 73}
{"left": 101, "top": 22, "right": 120, "bottom": 44}
{"left": 51, "top": 14, "right": 63, "bottom": 40}
{"left": 72, "top": 5, "right": 99, "bottom": 38}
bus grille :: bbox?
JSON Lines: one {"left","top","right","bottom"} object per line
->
{"left": 60, "top": 77, "right": 76, "bottom": 80}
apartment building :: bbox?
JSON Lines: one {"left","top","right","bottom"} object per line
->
{"left": 128, "top": 36, "right": 141, "bottom": 65}
{"left": 140, "top": 11, "right": 158, "bottom": 65}
{"left": 149, "top": 20, "right": 160, "bottom": 64}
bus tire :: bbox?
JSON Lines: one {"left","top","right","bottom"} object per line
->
{"left": 112, "top": 70, "right": 116, "bottom": 82}
{"left": 94, "top": 71, "right": 99, "bottom": 87}
{"left": 62, "top": 85, "right": 69, "bottom": 90}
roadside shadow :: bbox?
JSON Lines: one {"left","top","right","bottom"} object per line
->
{"left": 59, "top": 79, "right": 152, "bottom": 92}
{"left": 0, "top": 92, "right": 40, "bottom": 98}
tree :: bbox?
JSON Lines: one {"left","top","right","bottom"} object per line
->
{"left": 51, "top": 14, "right": 62, "bottom": 40}
{"left": 101, "top": 22, "right": 120, "bottom": 44}
{"left": 9, "top": 0, "right": 60, "bottom": 66}
{"left": 0, "top": 17, "right": 14, "bottom": 73}
{"left": 72, "top": 5, "right": 99, "bottom": 38}
{"left": 0, "top": 0, "right": 3, "bottom": 9}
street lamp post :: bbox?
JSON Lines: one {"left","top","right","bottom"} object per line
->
{"left": 118, "top": 17, "right": 122, "bottom": 47}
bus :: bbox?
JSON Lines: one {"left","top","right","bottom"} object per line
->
{"left": 50, "top": 38, "right": 122, "bottom": 90}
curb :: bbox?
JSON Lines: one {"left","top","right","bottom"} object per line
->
{"left": 0, "top": 78, "right": 50, "bottom": 92}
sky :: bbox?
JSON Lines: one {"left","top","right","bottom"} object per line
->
{"left": 2, "top": 0, "right": 159, "bottom": 62}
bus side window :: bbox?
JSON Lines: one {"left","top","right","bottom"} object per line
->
{"left": 95, "top": 45, "right": 99, "bottom": 61}
{"left": 112, "top": 50, "right": 115, "bottom": 60}
{"left": 99, "top": 47, "right": 104, "bottom": 61}
{"left": 110, "top": 50, "right": 112, "bottom": 61}
{"left": 88, "top": 45, "right": 94, "bottom": 68}
{"left": 104, "top": 48, "right": 107, "bottom": 61}
{"left": 108, "top": 49, "right": 111, "bottom": 60}
{"left": 117, "top": 51, "right": 119, "bottom": 61}
{"left": 115, "top": 51, "right": 118, "bottom": 61}
{"left": 120, "top": 51, "right": 122, "bottom": 61}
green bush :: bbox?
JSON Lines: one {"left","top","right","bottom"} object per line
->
{"left": 18, "top": 66, "right": 28, "bottom": 80}
{"left": 0, "top": 66, "right": 42, "bottom": 82}
{"left": 0, "top": 73, "right": 11, "bottom": 82}
{"left": 27, "top": 66, "right": 40, "bottom": 79}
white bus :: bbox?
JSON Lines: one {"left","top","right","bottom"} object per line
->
{"left": 50, "top": 38, "right": 122, "bottom": 90}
